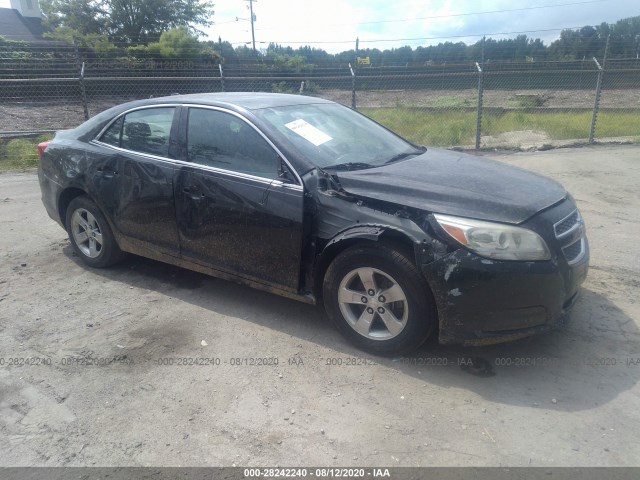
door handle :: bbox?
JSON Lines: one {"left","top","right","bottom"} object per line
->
{"left": 183, "top": 187, "right": 209, "bottom": 201}
{"left": 97, "top": 166, "right": 118, "bottom": 177}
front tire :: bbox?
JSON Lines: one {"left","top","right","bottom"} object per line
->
{"left": 323, "top": 243, "right": 436, "bottom": 355}
{"left": 65, "top": 195, "right": 125, "bottom": 268}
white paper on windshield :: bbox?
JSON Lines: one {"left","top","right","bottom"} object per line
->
{"left": 285, "top": 119, "right": 332, "bottom": 146}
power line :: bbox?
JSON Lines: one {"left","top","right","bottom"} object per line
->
{"left": 214, "top": 18, "right": 244, "bottom": 25}
{"left": 230, "top": 27, "right": 584, "bottom": 46}
{"left": 252, "top": 0, "right": 607, "bottom": 32}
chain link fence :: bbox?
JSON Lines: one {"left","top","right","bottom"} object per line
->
{"left": 1, "top": 41, "right": 639, "bottom": 152}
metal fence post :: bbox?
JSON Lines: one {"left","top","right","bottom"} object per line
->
{"left": 219, "top": 64, "right": 225, "bottom": 92}
{"left": 349, "top": 63, "right": 356, "bottom": 109}
{"left": 475, "top": 62, "right": 484, "bottom": 150}
{"left": 589, "top": 35, "right": 610, "bottom": 143}
{"left": 79, "top": 62, "right": 89, "bottom": 120}
{"left": 73, "top": 39, "right": 89, "bottom": 120}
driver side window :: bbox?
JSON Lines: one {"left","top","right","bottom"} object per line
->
{"left": 186, "top": 108, "right": 279, "bottom": 179}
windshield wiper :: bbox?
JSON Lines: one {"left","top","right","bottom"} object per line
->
{"left": 324, "top": 162, "right": 374, "bottom": 171}
{"left": 383, "top": 149, "right": 424, "bottom": 165}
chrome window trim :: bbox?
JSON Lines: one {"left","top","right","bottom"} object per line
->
{"left": 182, "top": 104, "right": 303, "bottom": 186}
{"left": 92, "top": 102, "right": 303, "bottom": 188}
{"left": 90, "top": 139, "right": 303, "bottom": 191}
{"left": 93, "top": 103, "right": 179, "bottom": 144}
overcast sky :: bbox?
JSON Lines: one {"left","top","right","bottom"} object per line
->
{"left": 2, "top": 0, "right": 638, "bottom": 51}
{"left": 208, "top": 0, "right": 638, "bottom": 51}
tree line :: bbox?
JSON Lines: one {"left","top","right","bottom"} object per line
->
{"left": 19, "top": 1, "right": 640, "bottom": 66}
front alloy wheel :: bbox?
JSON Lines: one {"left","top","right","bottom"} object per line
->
{"left": 324, "top": 243, "right": 436, "bottom": 355}
{"left": 338, "top": 267, "right": 409, "bottom": 340}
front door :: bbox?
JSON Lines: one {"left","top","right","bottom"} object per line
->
{"left": 174, "top": 106, "right": 304, "bottom": 291}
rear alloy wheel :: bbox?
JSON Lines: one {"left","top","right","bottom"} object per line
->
{"left": 66, "top": 196, "right": 125, "bottom": 268}
{"left": 323, "top": 244, "right": 436, "bottom": 355}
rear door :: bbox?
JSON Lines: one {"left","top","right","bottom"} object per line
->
{"left": 93, "top": 106, "right": 180, "bottom": 256}
{"left": 174, "top": 106, "right": 304, "bottom": 291}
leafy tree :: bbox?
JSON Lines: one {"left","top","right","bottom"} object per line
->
{"left": 204, "top": 39, "right": 236, "bottom": 63}
{"left": 44, "top": 26, "right": 117, "bottom": 55}
{"left": 127, "top": 27, "right": 218, "bottom": 60}
{"left": 40, "top": 0, "right": 214, "bottom": 44}
{"left": 107, "top": 0, "right": 214, "bottom": 43}
{"left": 40, "top": 0, "right": 107, "bottom": 35}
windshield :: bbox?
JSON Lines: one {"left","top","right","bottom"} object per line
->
{"left": 253, "top": 103, "right": 424, "bottom": 170}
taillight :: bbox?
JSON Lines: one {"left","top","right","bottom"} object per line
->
{"left": 37, "top": 141, "right": 50, "bottom": 158}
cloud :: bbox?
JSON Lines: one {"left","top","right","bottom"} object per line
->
{"left": 2, "top": 0, "right": 636, "bottom": 52}
{"left": 204, "top": 0, "right": 639, "bottom": 52}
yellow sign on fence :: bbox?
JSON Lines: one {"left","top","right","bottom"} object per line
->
{"left": 357, "top": 56, "right": 370, "bottom": 65}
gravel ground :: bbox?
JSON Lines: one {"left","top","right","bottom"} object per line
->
{"left": 322, "top": 88, "right": 640, "bottom": 109}
{"left": 1, "top": 89, "right": 638, "bottom": 133}
{"left": 0, "top": 145, "right": 639, "bottom": 467}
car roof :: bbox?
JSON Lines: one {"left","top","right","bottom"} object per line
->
{"left": 71, "top": 92, "right": 335, "bottom": 142}
{"left": 146, "top": 92, "right": 335, "bottom": 111}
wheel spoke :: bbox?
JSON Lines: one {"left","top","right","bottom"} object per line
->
{"left": 379, "top": 283, "right": 406, "bottom": 303}
{"left": 353, "top": 308, "right": 375, "bottom": 336}
{"left": 379, "top": 309, "right": 405, "bottom": 336}
{"left": 357, "top": 267, "right": 377, "bottom": 292}
{"left": 71, "top": 210, "right": 89, "bottom": 231}
{"left": 86, "top": 211, "right": 97, "bottom": 229}
{"left": 338, "top": 287, "right": 364, "bottom": 304}
{"left": 73, "top": 230, "right": 89, "bottom": 244}
{"left": 92, "top": 231, "right": 103, "bottom": 246}
{"left": 88, "top": 237, "right": 98, "bottom": 256}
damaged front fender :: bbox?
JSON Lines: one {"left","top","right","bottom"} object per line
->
{"left": 303, "top": 168, "right": 455, "bottom": 312}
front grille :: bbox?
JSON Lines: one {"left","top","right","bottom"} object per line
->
{"left": 554, "top": 210, "right": 579, "bottom": 237}
{"left": 553, "top": 208, "right": 586, "bottom": 264}
{"left": 562, "top": 238, "right": 583, "bottom": 263}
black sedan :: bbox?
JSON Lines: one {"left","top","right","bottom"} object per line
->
{"left": 38, "top": 93, "right": 589, "bottom": 355}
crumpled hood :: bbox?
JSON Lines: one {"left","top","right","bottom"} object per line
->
{"left": 334, "top": 148, "right": 567, "bottom": 224}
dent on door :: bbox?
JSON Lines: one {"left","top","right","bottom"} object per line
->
{"left": 115, "top": 157, "right": 180, "bottom": 255}
{"left": 175, "top": 167, "right": 304, "bottom": 290}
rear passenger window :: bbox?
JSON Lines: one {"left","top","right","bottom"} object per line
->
{"left": 100, "top": 117, "right": 123, "bottom": 147}
{"left": 100, "top": 107, "right": 175, "bottom": 158}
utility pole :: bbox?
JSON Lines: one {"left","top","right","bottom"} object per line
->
{"left": 244, "top": 0, "right": 257, "bottom": 52}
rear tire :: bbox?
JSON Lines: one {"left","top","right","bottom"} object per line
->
{"left": 323, "top": 243, "right": 436, "bottom": 356}
{"left": 65, "top": 195, "right": 125, "bottom": 268}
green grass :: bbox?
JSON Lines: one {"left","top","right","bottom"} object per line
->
{"left": 0, "top": 134, "right": 53, "bottom": 171}
{"left": 362, "top": 108, "right": 478, "bottom": 146}
{"left": 430, "top": 95, "right": 476, "bottom": 108}
{"left": 361, "top": 107, "right": 640, "bottom": 147}
{"left": 0, "top": 109, "right": 637, "bottom": 170}
{"left": 593, "top": 109, "right": 640, "bottom": 139}
{"left": 484, "top": 111, "right": 593, "bottom": 140}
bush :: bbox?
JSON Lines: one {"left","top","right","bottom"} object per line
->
{"left": 0, "top": 134, "right": 53, "bottom": 171}
{"left": 271, "top": 81, "right": 298, "bottom": 94}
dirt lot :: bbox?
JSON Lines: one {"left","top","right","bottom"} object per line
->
{"left": 0, "top": 145, "right": 639, "bottom": 467}
{"left": 322, "top": 88, "right": 640, "bottom": 109}
{"left": 2, "top": 88, "right": 639, "bottom": 132}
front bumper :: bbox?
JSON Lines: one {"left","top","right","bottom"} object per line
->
{"left": 421, "top": 199, "right": 589, "bottom": 346}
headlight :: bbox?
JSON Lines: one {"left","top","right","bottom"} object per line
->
{"left": 434, "top": 214, "right": 551, "bottom": 261}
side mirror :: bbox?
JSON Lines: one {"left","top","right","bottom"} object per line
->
{"left": 277, "top": 158, "right": 296, "bottom": 184}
